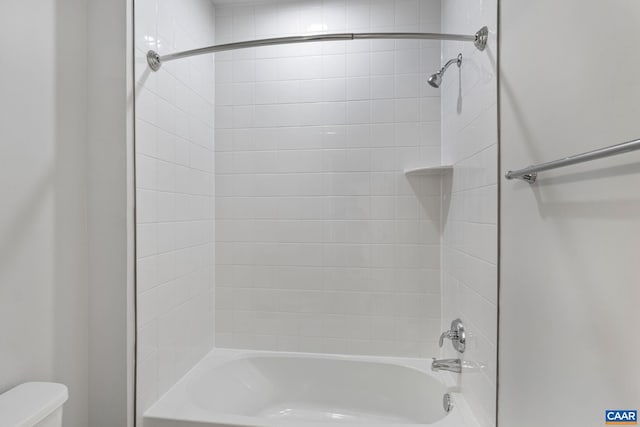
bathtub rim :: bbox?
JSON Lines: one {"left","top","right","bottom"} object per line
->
{"left": 143, "top": 348, "right": 481, "bottom": 427}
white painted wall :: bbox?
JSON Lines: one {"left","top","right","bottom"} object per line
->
{"left": 0, "top": 1, "right": 134, "bottom": 426}
{"left": 0, "top": 1, "right": 89, "bottom": 427}
{"left": 87, "top": 0, "right": 135, "bottom": 425}
{"left": 500, "top": 1, "right": 640, "bottom": 426}
{"left": 440, "top": 0, "right": 498, "bottom": 426}
{"left": 134, "top": 0, "right": 216, "bottom": 423}
{"left": 214, "top": 0, "right": 444, "bottom": 357}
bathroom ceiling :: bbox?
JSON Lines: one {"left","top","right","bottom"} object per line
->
{"left": 211, "top": 0, "right": 282, "bottom": 4}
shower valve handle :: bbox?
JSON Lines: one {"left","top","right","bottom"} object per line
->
{"left": 438, "top": 319, "right": 466, "bottom": 353}
{"left": 439, "top": 330, "right": 459, "bottom": 347}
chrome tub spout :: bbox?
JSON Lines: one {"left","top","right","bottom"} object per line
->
{"left": 431, "top": 358, "right": 462, "bottom": 373}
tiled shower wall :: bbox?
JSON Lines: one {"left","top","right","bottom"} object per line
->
{"left": 214, "top": 0, "right": 445, "bottom": 357}
{"left": 441, "top": 0, "right": 498, "bottom": 426}
{"left": 134, "top": 0, "right": 215, "bottom": 423}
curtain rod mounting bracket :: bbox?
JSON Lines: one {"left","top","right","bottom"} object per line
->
{"left": 474, "top": 26, "right": 489, "bottom": 51}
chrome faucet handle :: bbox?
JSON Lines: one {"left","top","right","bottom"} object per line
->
{"left": 439, "top": 330, "right": 458, "bottom": 347}
{"left": 438, "top": 319, "right": 466, "bottom": 353}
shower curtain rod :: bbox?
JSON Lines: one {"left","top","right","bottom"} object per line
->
{"left": 147, "top": 26, "right": 488, "bottom": 71}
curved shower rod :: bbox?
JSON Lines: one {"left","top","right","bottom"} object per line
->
{"left": 147, "top": 26, "right": 488, "bottom": 71}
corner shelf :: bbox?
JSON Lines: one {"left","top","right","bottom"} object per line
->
{"left": 404, "top": 165, "right": 453, "bottom": 177}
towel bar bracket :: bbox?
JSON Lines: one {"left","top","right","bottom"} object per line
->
{"left": 510, "top": 172, "right": 537, "bottom": 184}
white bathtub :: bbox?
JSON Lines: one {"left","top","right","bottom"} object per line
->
{"left": 144, "top": 349, "right": 480, "bottom": 427}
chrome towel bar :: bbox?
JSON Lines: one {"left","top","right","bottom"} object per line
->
{"left": 505, "top": 137, "right": 640, "bottom": 183}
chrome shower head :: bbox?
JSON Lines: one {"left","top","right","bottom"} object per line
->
{"left": 428, "top": 73, "right": 443, "bottom": 88}
{"left": 427, "top": 53, "right": 462, "bottom": 88}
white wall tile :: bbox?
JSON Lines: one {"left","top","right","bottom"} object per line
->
{"left": 215, "top": 0, "right": 442, "bottom": 358}
{"left": 135, "top": 0, "right": 216, "bottom": 423}
{"left": 441, "top": 0, "right": 498, "bottom": 425}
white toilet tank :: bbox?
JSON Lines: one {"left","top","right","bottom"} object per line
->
{"left": 0, "top": 382, "right": 68, "bottom": 427}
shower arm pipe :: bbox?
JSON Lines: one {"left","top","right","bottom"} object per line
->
{"left": 439, "top": 54, "right": 462, "bottom": 74}
{"left": 147, "top": 27, "right": 488, "bottom": 71}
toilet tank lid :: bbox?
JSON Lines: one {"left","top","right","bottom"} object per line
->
{"left": 0, "top": 382, "right": 68, "bottom": 427}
